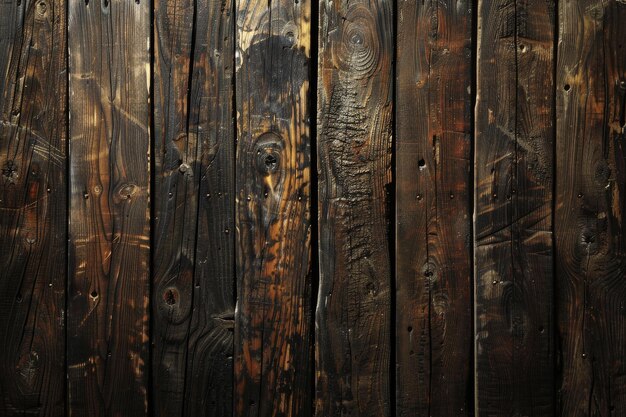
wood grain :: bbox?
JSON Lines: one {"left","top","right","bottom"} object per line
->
{"left": 555, "top": 1, "right": 626, "bottom": 415}
{"left": 233, "top": 0, "right": 313, "bottom": 414}
{"left": 316, "top": 0, "right": 393, "bottom": 415}
{"left": 151, "top": 0, "right": 198, "bottom": 413}
{"left": 67, "top": 0, "right": 151, "bottom": 414}
{"left": 182, "top": 0, "right": 235, "bottom": 414}
{"left": 0, "top": 0, "right": 67, "bottom": 414}
{"left": 474, "top": 0, "right": 555, "bottom": 416}
{"left": 395, "top": 1, "right": 473, "bottom": 416}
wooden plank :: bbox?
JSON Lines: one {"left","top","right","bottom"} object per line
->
{"left": 555, "top": 1, "right": 626, "bottom": 415}
{"left": 67, "top": 0, "right": 151, "bottom": 414}
{"left": 0, "top": 0, "right": 67, "bottom": 413}
{"left": 182, "top": 0, "right": 235, "bottom": 415}
{"left": 233, "top": 0, "right": 313, "bottom": 414}
{"left": 474, "top": 0, "right": 555, "bottom": 416}
{"left": 395, "top": 1, "right": 473, "bottom": 416}
{"left": 151, "top": 0, "right": 197, "bottom": 413}
{"left": 316, "top": 0, "right": 393, "bottom": 414}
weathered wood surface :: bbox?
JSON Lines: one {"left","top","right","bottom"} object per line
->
{"left": 152, "top": 0, "right": 236, "bottom": 411}
{"left": 555, "top": 1, "right": 626, "bottom": 415}
{"left": 0, "top": 0, "right": 67, "bottom": 413}
{"left": 3, "top": 0, "right": 626, "bottom": 415}
{"left": 474, "top": 0, "right": 555, "bottom": 416}
{"left": 152, "top": 0, "right": 198, "bottom": 411}
{"left": 67, "top": 0, "right": 151, "bottom": 414}
{"left": 233, "top": 0, "right": 313, "bottom": 414}
{"left": 182, "top": 0, "right": 236, "bottom": 415}
{"left": 182, "top": 0, "right": 236, "bottom": 414}
{"left": 395, "top": 1, "right": 473, "bottom": 416}
{"left": 316, "top": 0, "right": 393, "bottom": 415}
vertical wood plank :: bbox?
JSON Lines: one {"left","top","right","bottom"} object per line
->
{"left": 183, "top": 0, "right": 235, "bottom": 415}
{"left": 555, "top": 1, "right": 626, "bottom": 415}
{"left": 474, "top": 0, "right": 555, "bottom": 416}
{"left": 67, "top": 0, "right": 151, "bottom": 414}
{"left": 151, "top": 0, "right": 197, "bottom": 413}
{"left": 0, "top": 0, "right": 67, "bottom": 413}
{"left": 316, "top": 0, "right": 393, "bottom": 414}
{"left": 395, "top": 1, "right": 473, "bottom": 416}
{"left": 233, "top": 0, "right": 312, "bottom": 413}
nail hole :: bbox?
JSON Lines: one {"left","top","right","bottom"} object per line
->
{"left": 90, "top": 290, "right": 98, "bottom": 299}
{"left": 418, "top": 159, "right": 426, "bottom": 169}
{"left": 564, "top": 84, "right": 571, "bottom": 91}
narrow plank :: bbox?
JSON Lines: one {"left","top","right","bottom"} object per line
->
{"left": 0, "top": 0, "right": 67, "bottom": 413}
{"left": 395, "top": 1, "right": 473, "bottom": 416}
{"left": 151, "top": 0, "right": 198, "bottom": 413}
{"left": 183, "top": 0, "right": 236, "bottom": 414}
{"left": 67, "top": 0, "right": 151, "bottom": 414}
{"left": 555, "top": 1, "right": 626, "bottom": 415}
{"left": 474, "top": 1, "right": 555, "bottom": 416}
{"left": 316, "top": 0, "right": 393, "bottom": 414}
{"left": 233, "top": 0, "right": 313, "bottom": 413}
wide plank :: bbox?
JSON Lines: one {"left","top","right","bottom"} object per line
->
{"left": 233, "top": 0, "right": 313, "bottom": 414}
{"left": 0, "top": 0, "right": 67, "bottom": 414}
{"left": 67, "top": 0, "right": 151, "bottom": 414}
{"left": 395, "top": 1, "right": 473, "bottom": 416}
{"left": 474, "top": 0, "right": 555, "bottom": 416}
{"left": 555, "top": 1, "right": 626, "bottom": 415}
{"left": 316, "top": 0, "right": 393, "bottom": 415}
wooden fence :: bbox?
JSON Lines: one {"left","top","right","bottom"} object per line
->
{"left": 1, "top": 0, "right": 625, "bottom": 416}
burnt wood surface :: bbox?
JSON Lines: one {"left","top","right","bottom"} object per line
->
{"left": 0, "top": 0, "right": 67, "bottom": 414}
{"left": 1, "top": 0, "right": 626, "bottom": 416}
{"left": 151, "top": 0, "right": 236, "bottom": 414}
{"left": 182, "top": 0, "right": 236, "bottom": 415}
{"left": 474, "top": 1, "right": 556, "bottom": 416}
{"left": 233, "top": 0, "right": 313, "bottom": 415}
{"left": 67, "top": 0, "right": 151, "bottom": 415}
{"left": 316, "top": 0, "right": 393, "bottom": 415}
{"left": 555, "top": 1, "right": 626, "bottom": 415}
{"left": 395, "top": 1, "right": 473, "bottom": 415}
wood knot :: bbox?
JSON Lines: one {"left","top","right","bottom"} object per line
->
{"left": 331, "top": 5, "right": 380, "bottom": 79}
{"left": 2, "top": 160, "right": 18, "bottom": 183}
{"left": 36, "top": 1, "right": 47, "bottom": 16}
{"left": 163, "top": 288, "right": 178, "bottom": 306}
{"left": 255, "top": 132, "right": 283, "bottom": 176}
{"left": 179, "top": 163, "right": 191, "bottom": 174}
{"left": 117, "top": 183, "right": 137, "bottom": 200}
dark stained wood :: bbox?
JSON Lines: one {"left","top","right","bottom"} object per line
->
{"left": 316, "top": 0, "right": 393, "bottom": 415}
{"left": 0, "top": 0, "right": 67, "bottom": 413}
{"left": 233, "top": 0, "right": 313, "bottom": 414}
{"left": 151, "top": 0, "right": 198, "bottom": 413}
{"left": 183, "top": 0, "right": 235, "bottom": 414}
{"left": 67, "top": 0, "right": 151, "bottom": 414}
{"left": 395, "top": 1, "right": 473, "bottom": 416}
{"left": 555, "top": 1, "right": 626, "bottom": 415}
{"left": 474, "top": 0, "right": 555, "bottom": 416}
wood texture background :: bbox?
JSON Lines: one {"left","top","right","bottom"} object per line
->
{"left": 1, "top": 0, "right": 626, "bottom": 416}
